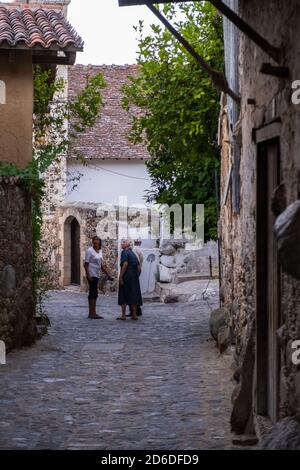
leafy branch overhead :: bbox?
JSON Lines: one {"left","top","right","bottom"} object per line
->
{"left": 122, "top": 1, "right": 224, "bottom": 239}
{"left": 69, "top": 73, "right": 106, "bottom": 135}
{"left": 33, "top": 65, "right": 106, "bottom": 172}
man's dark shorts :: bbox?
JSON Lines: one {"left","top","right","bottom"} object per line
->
{"left": 88, "top": 277, "right": 99, "bottom": 300}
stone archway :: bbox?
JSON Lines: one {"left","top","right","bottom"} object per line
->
{"left": 63, "top": 216, "right": 81, "bottom": 286}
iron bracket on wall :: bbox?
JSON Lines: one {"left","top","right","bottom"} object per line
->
{"left": 119, "top": 1, "right": 282, "bottom": 64}
{"left": 209, "top": 0, "right": 282, "bottom": 64}
{"left": 145, "top": 2, "right": 240, "bottom": 104}
{"left": 260, "top": 63, "right": 290, "bottom": 79}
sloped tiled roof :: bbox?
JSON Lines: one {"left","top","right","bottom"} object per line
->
{"left": 68, "top": 64, "right": 150, "bottom": 161}
{"left": 0, "top": 4, "right": 83, "bottom": 50}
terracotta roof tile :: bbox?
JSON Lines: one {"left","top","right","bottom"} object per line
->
{"left": 68, "top": 64, "right": 150, "bottom": 161}
{"left": 0, "top": 5, "right": 83, "bottom": 50}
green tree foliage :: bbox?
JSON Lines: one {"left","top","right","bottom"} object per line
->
{"left": 122, "top": 1, "right": 224, "bottom": 239}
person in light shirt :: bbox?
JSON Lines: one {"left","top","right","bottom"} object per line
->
{"left": 84, "top": 236, "right": 113, "bottom": 319}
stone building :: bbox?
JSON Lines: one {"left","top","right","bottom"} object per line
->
{"left": 67, "top": 65, "right": 151, "bottom": 208}
{"left": 42, "top": 64, "right": 159, "bottom": 293}
{"left": 41, "top": 202, "right": 120, "bottom": 292}
{"left": 219, "top": 0, "right": 300, "bottom": 446}
{"left": 0, "top": 0, "right": 82, "bottom": 350}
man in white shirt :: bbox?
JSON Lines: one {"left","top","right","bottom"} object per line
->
{"left": 132, "top": 240, "right": 144, "bottom": 268}
{"left": 84, "top": 236, "right": 113, "bottom": 319}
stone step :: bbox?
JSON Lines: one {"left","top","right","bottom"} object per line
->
{"left": 142, "top": 293, "right": 161, "bottom": 303}
{"left": 177, "top": 273, "right": 219, "bottom": 283}
{"left": 155, "top": 279, "right": 219, "bottom": 304}
{"left": 64, "top": 285, "right": 81, "bottom": 293}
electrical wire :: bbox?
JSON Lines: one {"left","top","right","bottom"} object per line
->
{"left": 84, "top": 162, "right": 152, "bottom": 181}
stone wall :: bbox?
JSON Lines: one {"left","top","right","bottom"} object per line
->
{"left": 220, "top": 0, "right": 300, "bottom": 438}
{"left": 0, "top": 178, "right": 36, "bottom": 351}
{"left": 41, "top": 203, "right": 119, "bottom": 292}
{"left": 158, "top": 239, "right": 219, "bottom": 284}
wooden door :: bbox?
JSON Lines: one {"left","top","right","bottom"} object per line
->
{"left": 256, "top": 139, "right": 280, "bottom": 423}
{"left": 71, "top": 218, "right": 81, "bottom": 285}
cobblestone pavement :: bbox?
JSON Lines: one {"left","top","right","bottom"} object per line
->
{"left": 0, "top": 289, "right": 235, "bottom": 450}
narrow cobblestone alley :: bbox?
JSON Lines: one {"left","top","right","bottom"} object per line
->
{"left": 0, "top": 289, "right": 234, "bottom": 450}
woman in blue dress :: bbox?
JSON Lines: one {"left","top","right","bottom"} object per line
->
{"left": 117, "top": 239, "right": 143, "bottom": 321}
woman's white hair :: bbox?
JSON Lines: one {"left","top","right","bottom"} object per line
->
{"left": 120, "top": 238, "right": 133, "bottom": 247}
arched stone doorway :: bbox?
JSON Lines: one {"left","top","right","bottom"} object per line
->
{"left": 63, "top": 216, "right": 81, "bottom": 286}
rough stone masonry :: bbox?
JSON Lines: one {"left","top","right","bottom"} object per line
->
{"left": 219, "top": 0, "right": 300, "bottom": 443}
{"left": 0, "top": 178, "right": 36, "bottom": 351}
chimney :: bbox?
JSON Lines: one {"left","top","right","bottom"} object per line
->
{"left": 14, "top": 1, "right": 71, "bottom": 16}
{"left": 26, "top": 0, "right": 71, "bottom": 17}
